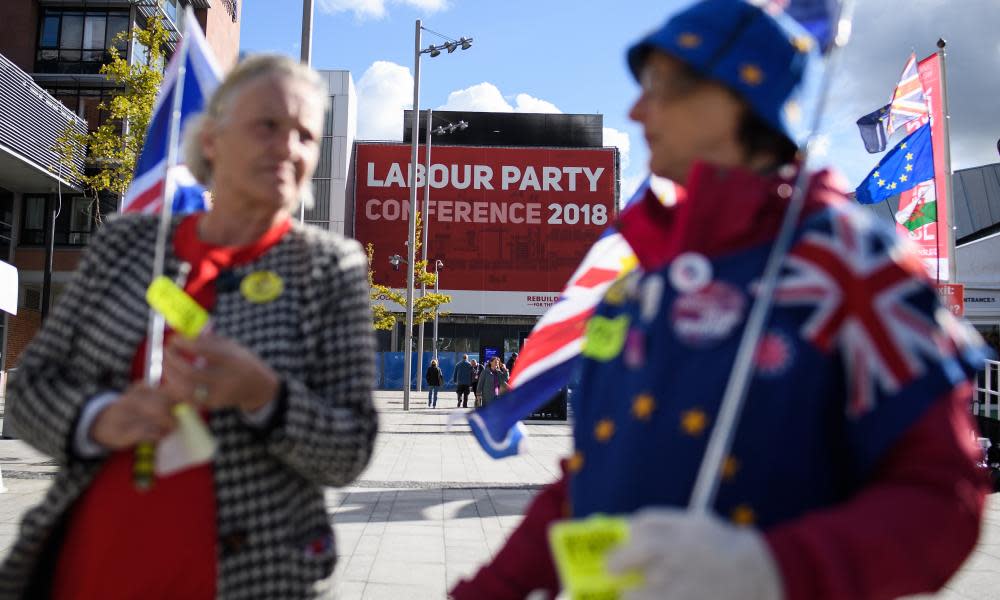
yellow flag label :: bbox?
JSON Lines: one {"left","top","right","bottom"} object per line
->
{"left": 581, "top": 315, "right": 630, "bottom": 362}
{"left": 549, "top": 516, "right": 642, "bottom": 599}
{"left": 146, "top": 276, "right": 209, "bottom": 340}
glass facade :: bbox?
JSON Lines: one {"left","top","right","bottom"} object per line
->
{"left": 47, "top": 86, "right": 118, "bottom": 132}
{"left": 0, "top": 188, "right": 13, "bottom": 263}
{"left": 19, "top": 194, "right": 96, "bottom": 247}
{"left": 306, "top": 102, "right": 334, "bottom": 229}
{"left": 36, "top": 9, "right": 130, "bottom": 75}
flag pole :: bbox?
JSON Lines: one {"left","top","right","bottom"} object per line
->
{"left": 688, "top": 0, "right": 857, "bottom": 513}
{"left": 136, "top": 8, "right": 192, "bottom": 489}
{"left": 936, "top": 38, "right": 957, "bottom": 283}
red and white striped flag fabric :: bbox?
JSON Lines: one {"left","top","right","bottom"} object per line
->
{"left": 464, "top": 177, "right": 679, "bottom": 458}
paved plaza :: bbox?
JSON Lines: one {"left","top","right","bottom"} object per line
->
{"left": 2, "top": 391, "right": 1000, "bottom": 598}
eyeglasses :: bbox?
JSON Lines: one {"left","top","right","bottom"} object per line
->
{"left": 637, "top": 65, "right": 702, "bottom": 103}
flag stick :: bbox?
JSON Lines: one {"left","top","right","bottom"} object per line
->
{"left": 936, "top": 38, "right": 957, "bottom": 283}
{"left": 688, "top": 0, "right": 857, "bottom": 513}
{"left": 135, "top": 8, "right": 193, "bottom": 490}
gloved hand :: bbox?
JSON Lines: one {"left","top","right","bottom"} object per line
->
{"left": 606, "top": 508, "right": 783, "bottom": 600}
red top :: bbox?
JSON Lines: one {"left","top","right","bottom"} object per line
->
{"left": 53, "top": 214, "right": 290, "bottom": 600}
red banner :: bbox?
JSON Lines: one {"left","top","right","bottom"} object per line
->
{"left": 354, "top": 143, "right": 617, "bottom": 313}
{"left": 935, "top": 283, "right": 964, "bottom": 316}
{"left": 897, "top": 53, "right": 950, "bottom": 281}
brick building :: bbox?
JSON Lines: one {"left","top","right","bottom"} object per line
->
{"left": 0, "top": 0, "right": 241, "bottom": 375}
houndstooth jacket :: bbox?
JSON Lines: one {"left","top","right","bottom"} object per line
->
{"left": 0, "top": 213, "right": 378, "bottom": 599}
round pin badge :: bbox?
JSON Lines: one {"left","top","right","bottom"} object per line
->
{"left": 240, "top": 271, "right": 284, "bottom": 304}
{"left": 754, "top": 331, "right": 794, "bottom": 377}
{"left": 669, "top": 252, "right": 712, "bottom": 294}
{"left": 670, "top": 281, "right": 746, "bottom": 347}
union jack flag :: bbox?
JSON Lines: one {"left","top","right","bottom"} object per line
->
{"left": 771, "top": 208, "right": 953, "bottom": 416}
{"left": 886, "top": 53, "right": 928, "bottom": 137}
{"left": 121, "top": 10, "right": 221, "bottom": 214}
{"left": 464, "top": 177, "right": 678, "bottom": 458}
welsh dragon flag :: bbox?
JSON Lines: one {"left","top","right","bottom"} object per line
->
{"left": 894, "top": 180, "right": 937, "bottom": 232}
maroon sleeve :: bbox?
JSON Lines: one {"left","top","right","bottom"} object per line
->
{"left": 450, "top": 475, "right": 567, "bottom": 600}
{"left": 766, "top": 383, "right": 989, "bottom": 600}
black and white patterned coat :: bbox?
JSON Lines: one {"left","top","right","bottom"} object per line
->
{"left": 0, "top": 214, "right": 378, "bottom": 599}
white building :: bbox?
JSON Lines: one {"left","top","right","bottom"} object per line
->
{"left": 306, "top": 70, "right": 356, "bottom": 235}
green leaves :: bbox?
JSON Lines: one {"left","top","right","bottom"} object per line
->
{"left": 365, "top": 211, "right": 452, "bottom": 331}
{"left": 53, "top": 15, "right": 170, "bottom": 203}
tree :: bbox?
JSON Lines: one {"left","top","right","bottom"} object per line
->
{"left": 55, "top": 15, "right": 171, "bottom": 219}
{"left": 366, "top": 211, "right": 452, "bottom": 332}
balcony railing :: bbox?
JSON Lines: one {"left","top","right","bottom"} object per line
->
{"left": 0, "top": 52, "right": 86, "bottom": 186}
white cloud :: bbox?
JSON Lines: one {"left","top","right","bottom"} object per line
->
{"left": 356, "top": 61, "right": 413, "bottom": 140}
{"left": 513, "top": 93, "right": 561, "bottom": 114}
{"left": 318, "top": 0, "right": 447, "bottom": 19}
{"left": 603, "top": 127, "right": 631, "bottom": 171}
{"left": 437, "top": 82, "right": 513, "bottom": 112}
{"left": 437, "top": 84, "right": 565, "bottom": 114}
{"left": 619, "top": 173, "right": 644, "bottom": 206}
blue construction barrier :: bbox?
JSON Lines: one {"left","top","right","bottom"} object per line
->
{"left": 377, "top": 352, "right": 460, "bottom": 390}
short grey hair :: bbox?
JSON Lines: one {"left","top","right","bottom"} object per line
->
{"left": 183, "top": 53, "right": 329, "bottom": 211}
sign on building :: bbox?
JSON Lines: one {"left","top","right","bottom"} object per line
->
{"left": 355, "top": 143, "right": 618, "bottom": 315}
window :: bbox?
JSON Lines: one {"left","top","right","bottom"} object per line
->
{"left": 36, "top": 9, "right": 130, "bottom": 75}
{"left": 19, "top": 194, "right": 96, "bottom": 247}
{"left": 0, "top": 188, "right": 13, "bottom": 263}
{"left": 48, "top": 87, "right": 119, "bottom": 132}
{"left": 23, "top": 196, "right": 45, "bottom": 241}
{"left": 160, "top": 0, "right": 179, "bottom": 23}
{"left": 68, "top": 197, "right": 94, "bottom": 245}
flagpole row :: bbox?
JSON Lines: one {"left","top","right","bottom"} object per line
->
{"left": 688, "top": 0, "right": 857, "bottom": 513}
{"left": 136, "top": 8, "right": 193, "bottom": 489}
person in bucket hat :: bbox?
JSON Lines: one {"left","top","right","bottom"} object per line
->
{"left": 452, "top": 1, "right": 989, "bottom": 599}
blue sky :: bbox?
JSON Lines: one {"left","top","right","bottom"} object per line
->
{"left": 240, "top": 0, "right": 1000, "bottom": 199}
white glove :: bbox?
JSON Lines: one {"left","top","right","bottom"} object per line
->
{"left": 606, "top": 508, "right": 784, "bottom": 600}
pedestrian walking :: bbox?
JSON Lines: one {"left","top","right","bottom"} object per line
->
{"left": 452, "top": 2, "right": 989, "bottom": 599}
{"left": 426, "top": 359, "right": 444, "bottom": 408}
{"left": 505, "top": 352, "right": 518, "bottom": 374}
{"left": 470, "top": 359, "right": 482, "bottom": 408}
{"left": 1, "top": 55, "right": 377, "bottom": 599}
{"left": 476, "top": 356, "right": 509, "bottom": 408}
{"left": 452, "top": 354, "right": 473, "bottom": 408}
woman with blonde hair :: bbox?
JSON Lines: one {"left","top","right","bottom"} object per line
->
{"left": 1, "top": 54, "right": 377, "bottom": 599}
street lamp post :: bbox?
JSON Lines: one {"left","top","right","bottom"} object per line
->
{"left": 415, "top": 110, "right": 467, "bottom": 390}
{"left": 299, "top": 0, "right": 314, "bottom": 225}
{"left": 433, "top": 259, "right": 443, "bottom": 361}
{"left": 402, "top": 20, "right": 472, "bottom": 411}
{"left": 416, "top": 108, "right": 432, "bottom": 392}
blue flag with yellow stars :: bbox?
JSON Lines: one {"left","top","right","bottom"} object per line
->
{"left": 855, "top": 122, "right": 934, "bottom": 205}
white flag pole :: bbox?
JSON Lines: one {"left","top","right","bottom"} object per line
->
{"left": 136, "top": 8, "right": 194, "bottom": 489}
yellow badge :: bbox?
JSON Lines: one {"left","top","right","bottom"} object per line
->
{"left": 146, "top": 276, "right": 210, "bottom": 339}
{"left": 549, "top": 516, "right": 643, "bottom": 599}
{"left": 240, "top": 271, "right": 284, "bottom": 304}
{"left": 581, "top": 315, "right": 630, "bottom": 362}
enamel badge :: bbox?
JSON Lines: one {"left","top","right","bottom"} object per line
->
{"left": 240, "top": 271, "right": 284, "bottom": 304}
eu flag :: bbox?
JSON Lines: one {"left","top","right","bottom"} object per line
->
{"left": 854, "top": 122, "right": 934, "bottom": 205}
